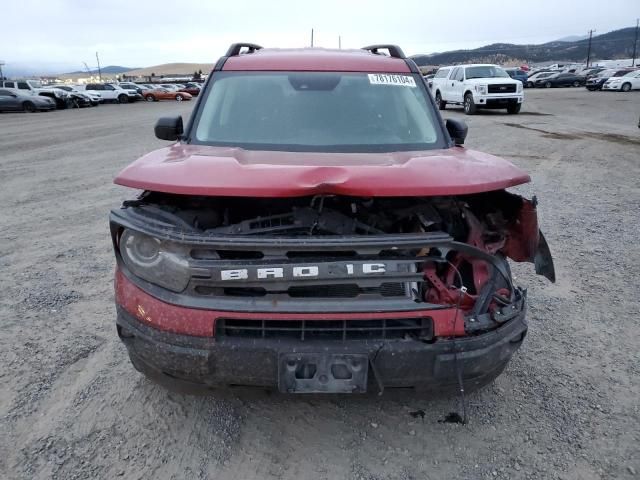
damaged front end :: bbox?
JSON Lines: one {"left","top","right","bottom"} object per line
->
{"left": 110, "top": 190, "right": 553, "bottom": 393}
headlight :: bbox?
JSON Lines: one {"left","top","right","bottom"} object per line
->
{"left": 475, "top": 84, "right": 487, "bottom": 94}
{"left": 119, "top": 229, "right": 191, "bottom": 292}
{"left": 517, "top": 83, "right": 523, "bottom": 93}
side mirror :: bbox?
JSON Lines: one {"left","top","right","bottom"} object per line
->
{"left": 445, "top": 118, "right": 468, "bottom": 146}
{"left": 155, "top": 116, "right": 183, "bottom": 141}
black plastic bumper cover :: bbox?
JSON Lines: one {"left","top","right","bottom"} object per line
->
{"left": 117, "top": 305, "right": 527, "bottom": 394}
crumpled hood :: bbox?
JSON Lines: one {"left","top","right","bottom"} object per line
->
{"left": 114, "top": 144, "right": 530, "bottom": 197}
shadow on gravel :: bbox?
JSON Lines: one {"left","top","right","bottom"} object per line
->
{"left": 502, "top": 122, "right": 640, "bottom": 146}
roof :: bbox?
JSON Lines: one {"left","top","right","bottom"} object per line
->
{"left": 222, "top": 48, "right": 412, "bottom": 73}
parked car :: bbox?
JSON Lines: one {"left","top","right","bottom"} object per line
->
{"left": 178, "top": 83, "right": 201, "bottom": 96}
{"left": 527, "top": 70, "right": 558, "bottom": 88}
{"left": 0, "top": 79, "right": 69, "bottom": 108}
{"left": 159, "top": 84, "right": 181, "bottom": 91}
{"left": 586, "top": 69, "right": 636, "bottom": 91}
{"left": 423, "top": 74, "right": 435, "bottom": 90}
{"left": 0, "top": 88, "right": 56, "bottom": 112}
{"left": 119, "top": 82, "right": 146, "bottom": 95}
{"left": 504, "top": 68, "right": 528, "bottom": 86}
{"left": 54, "top": 88, "right": 93, "bottom": 108}
{"left": 110, "top": 43, "right": 554, "bottom": 396}
{"left": 78, "top": 83, "right": 141, "bottom": 103}
{"left": 53, "top": 85, "right": 101, "bottom": 106}
{"left": 534, "top": 72, "right": 586, "bottom": 88}
{"left": 431, "top": 63, "right": 523, "bottom": 114}
{"left": 143, "top": 88, "right": 192, "bottom": 102}
{"left": 603, "top": 70, "right": 640, "bottom": 91}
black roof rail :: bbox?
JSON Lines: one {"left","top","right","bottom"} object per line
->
{"left": 362, "top": 44, "right": 406, "bottom": 59}
{"left": 225, "top": 43, "right": 263, "bottom": 57}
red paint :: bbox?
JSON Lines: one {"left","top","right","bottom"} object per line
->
{"left": 114, "top": 144, "right": 530, "bottom": 197}
{"left": 223, "top": 48, "right": 411, "bottom": 73}
{"left": 503, "top": 198, "right": 540, "bottom": 262}
{"left": 115, "top": 268, "right": 466, "bottom": 338}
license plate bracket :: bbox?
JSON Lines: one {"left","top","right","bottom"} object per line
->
{"left": 278, "top": 353, "right": 369, "bottom": 393}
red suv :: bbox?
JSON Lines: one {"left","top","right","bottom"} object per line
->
{"left": 110, "top": 43, "right": 554, "bottom": 395}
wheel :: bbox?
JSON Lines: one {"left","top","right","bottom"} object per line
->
{"left": 544, "top": 82, "right": 552, "bottom": 88}
{"left": 572, "top": 81, "right": 580, "bottom": 87}
{"left": 527, "top": 81, "right": 534, "bottom": 88}
{"left": 435, "top": 91, "right": 446, "bottom": 110}
{"left": 145, "top": 94, "right": 156, "bottom": 102}
{"left": 507, "top": 103, "right": 521, "bottom": 114}
{"left": 118, "top": 94, "right": 129, "bottom": 104}
{"left": 23, "top": 101, "right": 36, "bottom": 113}
{"left": 463, "top": 93, "right": 476, "bottom": 115}
{"left": 175, "top": 94, "right": 184, "bottom": 102}
{"left": 621, "top": 83, "right": 632, "bottom": 92}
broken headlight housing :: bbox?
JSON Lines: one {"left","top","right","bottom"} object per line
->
{"left": 119, "top": 229, "right": 191, "bottom": 292}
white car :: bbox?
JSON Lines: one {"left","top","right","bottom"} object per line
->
{"left": 431, "top": 64, "right": 523, "bottom": 115}
{"left": 53, "top": 85, "right": 102, "bottom": 105}
{"left": 602, "top": 70, "right": 640, "bottom": 92}
{"left": 78, "top": 83, "right": 141, "bottom": 103}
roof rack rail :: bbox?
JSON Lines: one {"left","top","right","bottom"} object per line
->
{"left": 362, "top": 44, "right": 406, "bottom": 59}
{"left": 225, "top": 43, "right": 263, "bottom": 57}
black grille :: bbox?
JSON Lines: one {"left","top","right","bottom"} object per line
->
{"left": 488, "top": 84, "right": 517, "bottom": 93}
{"left": 216, "top": 317, "right": 433, "bottom": 341}
{"left": 193, "top": 282, "right": 409, "bottom": 298}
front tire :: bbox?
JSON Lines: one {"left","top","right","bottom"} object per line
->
{"left": 621, "top": 83, "right": 632, "bottom": 92}
{"left": 175, "top": 94, "right": 184, "bottom": 102}
{"left": 145, "top": 94, "right": 156, "bottom": 102}
{"left": 527, "top": 81, "right": 534, "bottom": 88}
{"left": 507, "top": 103, "right": 521, "bottom": 114}
{"left": 118, "top": 94, "right": 129, "bottom": 104}
{"left": 463, "top": 93, "right": 476, "bottom": 115}
{"left": 23, "top": 101, "right": 36, "bottom": 113}
{"left": 544, "top": 81, "right": 552, "bottom": 88}
{"left": 435, "top": 91, "right": 446, "bottom": 110}
{"left": 572, "top": 81, "right": 580, "bottom": 87}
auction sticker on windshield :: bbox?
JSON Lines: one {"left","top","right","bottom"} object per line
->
{"left": 368, "top": 74, "right": 416, "bottom": 87}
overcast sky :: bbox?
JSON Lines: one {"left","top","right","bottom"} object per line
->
{"left": 1, "top": 0, "right": 637, "bottom": 74}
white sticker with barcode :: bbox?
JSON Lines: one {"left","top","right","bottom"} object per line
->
{"left": 368, "top": 74, "right": 416, "bottom": 87}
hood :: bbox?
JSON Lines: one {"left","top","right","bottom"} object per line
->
{"left": 114, "top": 144, "right": 530, "bottom": 197}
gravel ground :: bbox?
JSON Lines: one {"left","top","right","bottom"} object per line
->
{"left": 0, "top": 88, "right": 639, "bottom": 480}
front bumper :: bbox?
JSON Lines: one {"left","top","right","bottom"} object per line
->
{"left": 474, "top": 94, "right": 523, "bottom": 108}
{"left": 116, "top": 302, "right": 527, "bottom": 394}
{"left": 602, "top": 83, "right": 621, "bottom": 90}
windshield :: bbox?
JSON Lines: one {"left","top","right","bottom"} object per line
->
{"left": 28, "top": 80, "right": 43, "bottom": 88}
{"left": 465, "top": 66, "right": 509, "bottom": 79}
{"left": 193, "top": 72, "right": 444, "bottom": 153}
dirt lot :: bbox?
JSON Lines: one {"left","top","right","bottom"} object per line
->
{"left": 1, "top": 88, "right": 639, "bottom": 480}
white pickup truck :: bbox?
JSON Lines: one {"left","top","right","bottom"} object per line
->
{"left": 431, "top": 64, "right": 523, "bottom": 114}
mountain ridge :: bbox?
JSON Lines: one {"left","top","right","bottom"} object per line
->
{"left": 411, "top": 27, "right": 638, "bottom": 66}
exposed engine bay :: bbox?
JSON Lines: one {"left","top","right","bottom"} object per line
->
{"left": 113, "top": 190, "right": 554, "bottom": 336}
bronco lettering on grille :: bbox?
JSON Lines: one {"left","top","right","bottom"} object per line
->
{"left": 219, "top": 263, "right": 387, "bottom": 281}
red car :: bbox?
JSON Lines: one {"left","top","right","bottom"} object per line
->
{"left": 143, "top": 88, "right": 192, "bottom": 102}
{"left": 111, "top": 43, "right": 554, "bottom": 396}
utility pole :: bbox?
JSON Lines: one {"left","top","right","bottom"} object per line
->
{"left": 0, "top": 60, "right": 5, "bottom": 81}
{"left": 311, "top": 28, "right": 314, "bottom": 48}
{"left": 632, "top": 18, "right": 639, "bottom": 67}
{"left": 339, "top": 35, "right": 342, "bottom": 49}
{"left": 95, "top": 51, "right": 102, "bottom": 82}
{"left": 586, "top": 29, "right": 595, "bottom": 68}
